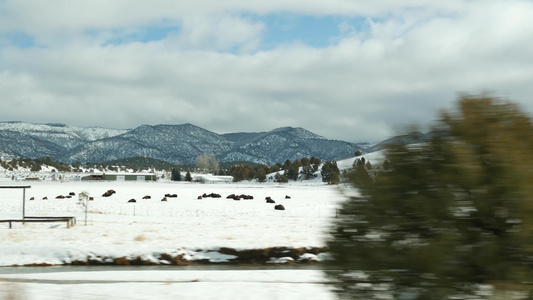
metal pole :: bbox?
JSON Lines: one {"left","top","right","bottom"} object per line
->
{"left": 22, "top": 187, "right": 26, "bottom": 220}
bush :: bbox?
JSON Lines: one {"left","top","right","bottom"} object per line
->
{"left": 326, "top": 95, "right": 533, "bottom": 299}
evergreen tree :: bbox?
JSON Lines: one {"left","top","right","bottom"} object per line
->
{"left": 256, "top": 165, "right": 269, "bottom": 182}
{"left": 311, "top": 157, "right": 321, "bottom": 172}
{"left": 321, "top": 161, "right": 340, "bottom": 184}
{"left": 171, "top": 168, "right": 182, "bottom": 181}
{"left": 269, "top": 163, "right": 283, "bottom": 174}
{"left": 283, "top": 159, "right": 292, "bottom": 171}
{"left": 301, "top": 164, "right": 315, "bottom": 180}
{"left": 229, "top": 165, "right": 250, "bottom": 182}
{"left": 284, "top": 163, "right": 299, "bottom": 181}
{"left": 274, "top": 172, "right": 289, "bottom": 183}
{"left": 184, "top": 171, "right": 192, "bottom": 182}
{"left": 326, "top": 95, "right": 533, "bottom": 299}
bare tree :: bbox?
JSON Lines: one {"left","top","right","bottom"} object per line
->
{"left": 196, "top": 153, "right": 219, "bottom": 174}
{"left": 77, "top": 191, "right": 89, "bottom": 226}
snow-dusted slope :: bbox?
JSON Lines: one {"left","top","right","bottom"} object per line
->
{"left": 0, "top": 122, "right": 126, "bottom": 144}
{"left": 0, "top": 122, "right": 365, "bottom": 165}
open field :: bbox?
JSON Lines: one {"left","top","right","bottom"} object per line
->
{"left": 0, "top": 179, "right": 345, "bottom": 299}
{"left": 0, "top": 180, "right": 343, "bottom": 265}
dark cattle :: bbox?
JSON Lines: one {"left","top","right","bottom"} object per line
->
{"left": 227, "top": 194, "right": 250, "bottom": 200}
{"left": 66, "top": 195, "right": 72, "bottom": 198}
{"left": 165, "top": 194, "right": 178, "bottom": 198}
{"left": 103, "top": 190, "right": 116, "bottom": 197}
{"left": 285, "top": 195, "right": 291, "bottom": 199}
{"left": 89, "top": 197, "right": 94, "bottom": 201}
{"left": 197, "top": 196, "right": 203, "bottom": 199}
{"left": 30, "top": 197, "right": 35, "bottom": 201}
{"left": 266, "top": 196, "right": 275, "bottom": 203}
{"left": 203, "top": 193, "right": 221, "bottom": 198}
{"left": 56, "top": 195, "right": 65, "bottom": 199}
{"left": 228, "top": 194, "right": 254, "bottom": 200}
{"left": 274, "top": 204, "right": 285, "bottom": 210}
{"left": 42, "top": 196, "right": 48, "bottom": 200}
{"left": 161, "top": 197, "right": 168, "bottom": 202}
{"left": 127, "top": 199, "right": 136, "bottom": 203}
{"left": 142, "top": 195, "right": 151, "bottom": 199}
{"left": 69, "top": 192, "right": 76, "bottom": 196}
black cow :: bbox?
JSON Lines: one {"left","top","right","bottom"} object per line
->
{"left": 103, "top": 190, "right": 116, "bottom": 197}
{"left": 274, "top": 204, "right": 285, "bottom": 210}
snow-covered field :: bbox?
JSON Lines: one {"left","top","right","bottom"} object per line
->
{"left": 0, "top": 268, "right": 336, "bottom": 300}
{"left": 0, "top": 178, "right": 347, "bottom": 299}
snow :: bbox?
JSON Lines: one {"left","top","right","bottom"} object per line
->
{"left": 0, "top": 269, "right": 336, "bottom": 300}
{"left": 336, "top": 149, "right": 385, "bottom": 171}
{"left": 0, "top": 178, "right": 344, "bottom": 299}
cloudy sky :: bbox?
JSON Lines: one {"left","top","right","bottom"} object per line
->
{"left": 1, "top": 0, "right": 532, "bottom": 143}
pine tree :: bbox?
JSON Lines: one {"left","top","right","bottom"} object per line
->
{"left": 256, "top": 166, "right": 267, "bottom": 182}
{"left": 284, "top": 163, "right": 299, "bottom": 181}
{"left": 274, "top": 172, "right": 288, "bottom": 183}
{"left": 326, "top": 95, "right": 533, "bottom": 299}
{"left": 301, "top": 164, "right": 315, "bottom": 180}
{"left": 312, "top": 157, "right": 321, "bottom": 172}
{"left": 321, "top": 161, "right": 340, "bottom": 184}
{"left": 185, "top": 171, "right": 192, "bottom": 182}
{"left": 171, "top": 168, "right": 182, "bottom": 181}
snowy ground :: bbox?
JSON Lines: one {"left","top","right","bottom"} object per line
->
{"left": 0, "top": 268, "right": 336, "bottom": 300}
{"left": 0, "top": 178, "right": 346, "bottom": 299}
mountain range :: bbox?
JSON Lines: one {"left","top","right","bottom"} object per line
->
{"left": 0, "top": 122, "right": 377, "bottom": 166}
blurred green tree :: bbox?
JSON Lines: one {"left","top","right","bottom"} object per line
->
{"left": 326, "top": 95, "right": 533, "bottom": 299}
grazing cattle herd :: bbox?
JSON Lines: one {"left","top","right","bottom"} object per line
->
{"left": 27, "top": 189, "right": 290, "bottom": 210}
{"left": 226, "top": 194, "right": 254, "bottom": 200}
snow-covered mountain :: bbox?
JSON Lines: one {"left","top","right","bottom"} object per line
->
{"left": 0, "top": 122, "right": 127, "bottom": 161}
{"left": 0, "top": 122, "right": 363, "bottom": 165}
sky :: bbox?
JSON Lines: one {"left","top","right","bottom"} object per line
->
{"left": 1, "top": 1, "right": 533, "bottom": 143}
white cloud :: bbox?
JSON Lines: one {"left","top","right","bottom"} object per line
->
{"left": 163, "top": 15, "right": 264, "bottom": 52}
{"left": 0, "top": 1, "right": 533, "bottom": 143}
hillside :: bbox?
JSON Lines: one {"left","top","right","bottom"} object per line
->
{"left": 0, "top": 122, "right": 364, "bottom": 165}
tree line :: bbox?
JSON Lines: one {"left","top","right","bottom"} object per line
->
{"left": 169, "top": 156, "right": 326, "bottom": 183}
{"left": 2, "top": 144, "right": 371, "bottom": 185}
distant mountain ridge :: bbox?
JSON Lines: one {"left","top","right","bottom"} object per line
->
{"left": 0, "top": 122, "right": 366, "bottom": 165}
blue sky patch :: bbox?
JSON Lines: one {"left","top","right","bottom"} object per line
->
{"left": 258, "top": 13, "right": 367, "bottom": 50}
{"left": 102, "top": 25, "right": 180, "bottom": 46}
{"left": 1, "top": 13, "right": 368, "bottom": 53}
{"left": 98, "top": 13, "right": 368, "bottom": 52}
{"left": 3, "top": 31, "right": 35, "bottom": 48}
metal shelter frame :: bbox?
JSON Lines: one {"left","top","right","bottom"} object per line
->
{"left": 0, "top": 185, "right": 76, "bottom": 228}
{"left": 0, "top": 185, "right": 31, "bottom": 218}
